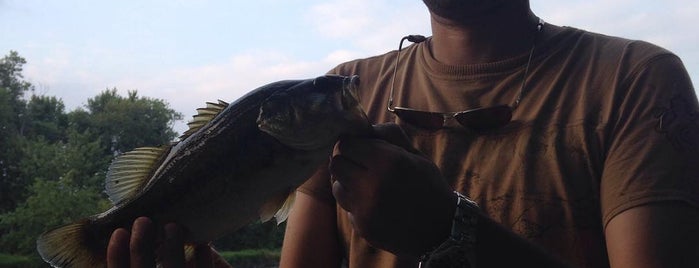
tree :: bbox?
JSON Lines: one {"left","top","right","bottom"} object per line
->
{"left": 0, "top": 179, "right": 109, "bottom": 257}
{"left": 0, "top": 51, "right": 186, "bottom": 257}
{"left": 22, "top": 95, "right": 68, "bottom": 142}
{"left": 0, "top": 51, "right": 285, "bottom": 260}
{"left": 0, "top": 127, "right": 111, "bottom": 256}
{"left": 0, "top": 90, "right": 181, "bottom": 257}
{"left": 0, "top": 51, "right": 32, "bottom": 118}
{"left": 0, "top": 51, "right": 33, "bottom": 213}
{"left": 74, "top": 89, "right": 183, "bottom": 155}
{"left": 18, "top": 128, "right": 109, "bottom": 190}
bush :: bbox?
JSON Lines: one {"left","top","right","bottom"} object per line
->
{"left": 0, "top": 179, "right": 107, "bottom": 256}
{"left": 219, "top": 249, "right": 280, "bottom": 268}
{"left": 213, "top": 221, "right": 286, "bottom": 251}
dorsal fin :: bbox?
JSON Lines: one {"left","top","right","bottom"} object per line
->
{"left": 105, "top": 147, "right": 167, "bottom": 205}
{"left": 180, "top": 100, "right": 229, "bottom": 140}
{"left": 259, "top": 190, "right": 296, "bottom": 225}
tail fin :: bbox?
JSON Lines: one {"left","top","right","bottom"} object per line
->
{"left": 36, "top": 220, "right": 105, "bottom": 268}
{"left": 37, "top": 220, "right": 198, "bottom": 268}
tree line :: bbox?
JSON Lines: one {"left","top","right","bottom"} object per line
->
{"left": 0, "top": 51, "right": 285, "bottom": 263}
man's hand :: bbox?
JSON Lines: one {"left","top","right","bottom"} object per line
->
{"left": 329, "top": 123, "right": 457, "bottom": 258}
{"left": 107, "top": 217, "right": 232, "bottom": 268}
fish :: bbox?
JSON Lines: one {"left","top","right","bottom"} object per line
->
{"left": 36, "top": 74, "right": 371, "bottom": 267}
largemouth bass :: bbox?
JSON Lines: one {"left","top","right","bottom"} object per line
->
{"left": 36, "top": 75, "right": 370, "bottom": 267}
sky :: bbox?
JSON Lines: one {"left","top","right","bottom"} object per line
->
{"left": 1, "top": 0, "right": 697, "bottom": 135}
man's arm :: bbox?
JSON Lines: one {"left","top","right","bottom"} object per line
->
{"left": 280, "top": 190, "right": 343, "bottom": 268}
{"left": 605, "top": 201, "right": 699, "bottom": 268}
{"left": 330, "top": 123, "right": 570, "bottom": 267}
{"left": 466, "top": 212, "right": 569, "bottom": 267}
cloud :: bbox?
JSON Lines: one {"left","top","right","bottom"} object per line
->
{"left": 147, "top": 1, "right": 433, "bottom": 134}
{"left": 308, "top": 0, "right": 374, "bottom": 39}
{"left": 537, "top": 0, "right": 681, "bottom": 43}
{"left": 306, "top": 0, "right": 429, "bottom": 55}
{"left": 20, "top": 45, "right": 338, "bottom": 134}
{"left": 535, "top": 0, "right": 698, "bottom": 85}
{"left": 12, "top": 0, "right": 699, "bottom": 136}
{"left": 105, "top": 48, "right": 340, "bottom": 134}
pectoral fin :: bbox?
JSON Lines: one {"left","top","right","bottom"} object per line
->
{"left": 259, "top": 190, "right": 296, "bottom": 224}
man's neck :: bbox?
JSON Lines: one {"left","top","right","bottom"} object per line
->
{"left": 429, "top": 7, "right": 539, "bottom": 65}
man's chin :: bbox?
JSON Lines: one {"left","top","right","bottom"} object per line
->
{"left": 422, "top": 0, "right": 514, "bottom": 22}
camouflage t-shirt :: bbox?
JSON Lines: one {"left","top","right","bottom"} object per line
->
{"left": 298, "top": 25, "right": 699, "bottom": 268}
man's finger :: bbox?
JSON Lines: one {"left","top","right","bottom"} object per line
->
{"left": 190, "top": 244, "right": 213, "bottom": 268}
{"left": 332, "top": 139, "right": 371, "bottom": 168}
{"left": 372, "top": 123, "right": 421, "bottom": 154}
{"left": 328, "top": 155, "right": 366, "bottom": 186}
{"left": 332, "top": 179, "right": 352, "bottom": 212}
{"left": 160, "top": 223, "right": 185, "bottom": 268}
{"left": 107, "top": 228, "right": 130, "bottom": 268}
{"left": 334, "top": 131, "right": 412, "bottom": 168}
{"left": 130, "top": 217, "right": 156, "bottom": 268}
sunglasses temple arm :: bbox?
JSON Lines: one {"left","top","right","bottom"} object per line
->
{"left": 388, "top": 35, "right": 427, "bottom": 112}
{"left": 387, "top": 37, "right": 404, "bottom": 112}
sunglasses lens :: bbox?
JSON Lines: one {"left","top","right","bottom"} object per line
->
{"left": 455, "top": 105, "right": 512, "bottom": 131}
{"left": 394, "top": 108, "right": 445, "bottom": 130}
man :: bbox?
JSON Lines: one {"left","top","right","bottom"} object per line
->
{"left": 108, "top": 1, "right": 699, "bottom": 267}
{"left": 280, "top": 0, "right": 699, "bottom": 267}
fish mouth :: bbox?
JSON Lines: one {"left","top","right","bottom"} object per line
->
{"left": 340, "top": 75, "right": 360, "bottom": 111}
{"left": 342, "top": 75, "right": 359, "bottom": 105}
{"left": 313, "top": 74, "right": 359, "bottom": 112}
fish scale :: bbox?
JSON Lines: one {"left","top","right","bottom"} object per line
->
{"left": 36, "top": 75, "right": 370, "bottom": 267}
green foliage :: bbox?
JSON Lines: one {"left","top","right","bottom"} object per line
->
{"left": 0, "top": 51, "right": 286, "bottom": 262}
{"left": 215, "top": 221, "right": 286, "bottom": 251}
{"left": 79, "top": 88, "right": 183, "bottom": 155}
{"left": 0, "top": 51, "right": 33, "bottom": 98}
{"left": 0, "top": 51, "right": 32, "bottom": 213}
{"left": 0, "top": 179, "right": 109, "bottom": 256}
{"left": 0, "top": 51, "right": 186, "bottom": 257}
{"left": 0, "top": 253, "right": 34, "bottom": 268}
{"left": 23, "top": 95, "right": 68, "bottom": 142}
{"left": 0, "top": 51, "right": 32, "bottom": 126}
{"left": 0, "top": 126, "right": 24, "bottom": 213}
{"left": 219, "top": 249, "right": 281, "bottom": 268}
{"left": 18, "top": 129, "right": 109, "bottom": 189}
{"left": 0, "top": 88, "right": 15, "bottom": 133}
{"left": 0, "top": 50, "right": 32, "bottom": 143}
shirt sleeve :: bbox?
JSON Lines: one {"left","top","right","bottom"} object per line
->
{"left": 601, "top": 52, "right": 699, "bottom": 228}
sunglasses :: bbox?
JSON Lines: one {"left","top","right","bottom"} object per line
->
{"left": 388, "top": 104, "right": 513, "bottom": 131}
{"left": 387, "top": 19, "right": 543, "bottom": 132}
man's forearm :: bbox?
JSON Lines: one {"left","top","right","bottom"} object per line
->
{"left": 476, "top": 215, "right": 570, "bottom": 267}
{"left": 424, "top": 212, "right": 571, "bottom": 268}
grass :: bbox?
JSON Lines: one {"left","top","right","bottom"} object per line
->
{"left": 219, "top": 248, "right": 280, "bottom": 268}
{"left": 0, "top": 249, "right": 281, "bottom": 268}
{"left": 0, "top": 253, "right": 33, "bottom": 268}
